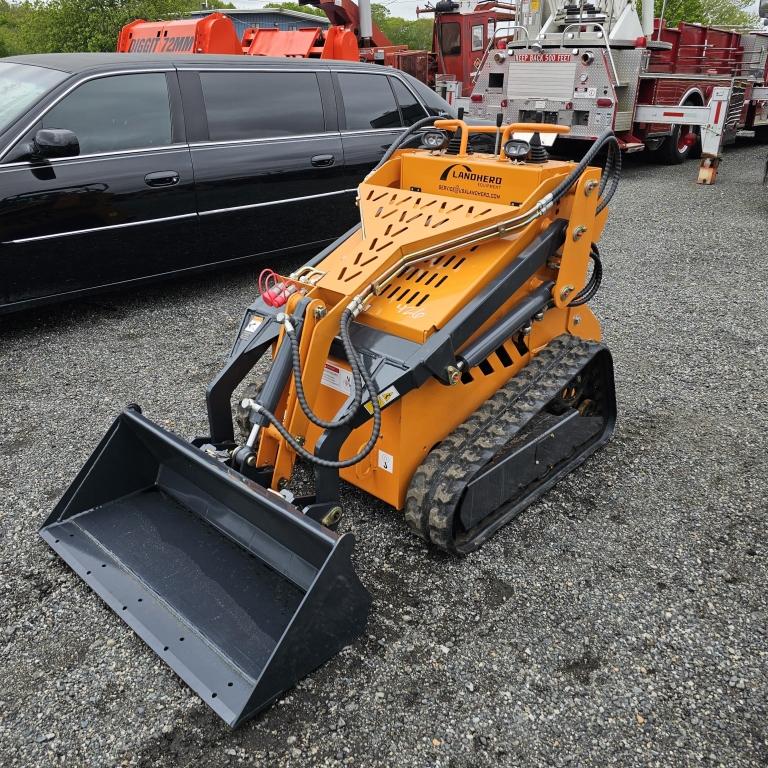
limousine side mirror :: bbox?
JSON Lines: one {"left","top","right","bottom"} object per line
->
{"left": 32, "top": 128, "right": 80, "bottom": 160}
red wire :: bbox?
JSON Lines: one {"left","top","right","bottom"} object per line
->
{"left": 258, "top": 268, "right": 273, "bottom": 295}
{"left": 258, "top": 269, "right": 303, "bottom": 305}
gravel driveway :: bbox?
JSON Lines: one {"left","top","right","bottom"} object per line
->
{"left": 1, "top": 142, "right": 766, "bottom": 768}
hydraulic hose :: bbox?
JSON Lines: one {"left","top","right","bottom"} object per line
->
{"left": 548, "top": 129, "right": 621, "bottom": 213}
{"left": 596, "top": 135, "right": 621, "bottom": 214}
{"left": 247, "top": 311, "right": 382, "bottom": 469}
{"left": 571, "top": 243, "right": 602, "bottom": 306}
{"left": 367, "top": 114, "right": 442, "bottom": 177}
{"left": 285, "top": 309, "right": 362, "bottom": 430}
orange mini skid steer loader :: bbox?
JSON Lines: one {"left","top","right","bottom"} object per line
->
{"left": 41, "top": 119, "right": 620, "bottom": 727}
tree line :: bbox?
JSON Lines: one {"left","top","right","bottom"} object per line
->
{"left": 0, "top": 0, "right": 759, "bottom": 59}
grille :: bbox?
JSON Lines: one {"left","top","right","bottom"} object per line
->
{"left": 378, "top": 251, "right": 469, "bottom": 309}
{"left": 334, "top": 189, "right": 496, "bottom": 285}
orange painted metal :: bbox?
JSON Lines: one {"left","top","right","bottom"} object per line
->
{"left": 254, "top": 121, "right": 609, "bottom": 509}
{"left": 243, "top": 26, "right": 359, "bottom": 60}
{"left": 551, "top": 168, "right": 601, "bottom": 310}
{"left": 244, "top": 27, "right": 324, "bottom": 57}
{"left": 116, "top": 13, "right": 241, "bottom": 55}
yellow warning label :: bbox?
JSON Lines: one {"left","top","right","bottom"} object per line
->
{"left": 531, "top": 0, "right": 540, "bottom": 10}
{"left": 363, "top": 386, "right": 399, "bottom": 414}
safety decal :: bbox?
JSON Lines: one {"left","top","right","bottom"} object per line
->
{"left": 363, "top": 385, "right": 400, "bottom": 414}
{"left": 321, "top": 361, "right": 355, "bottom": 395}
{"left": 378, "top": 449, "right": 394, "bottom": 473}
{"left": 513, "top": 52, "right": 572, "bottom": 63}
{"left": 574, "top": 87, "right": 598, "bottom": 99}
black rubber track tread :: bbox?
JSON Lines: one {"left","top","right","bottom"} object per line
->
{"left": 403, "top": 442, "right": 454, "bottom": 540}
{"left": 404, "top": 335, "right": 603, "bottom": 554}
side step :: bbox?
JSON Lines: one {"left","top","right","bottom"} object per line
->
{"left": 39, "top": 408, "right": 371, "bottom": 727}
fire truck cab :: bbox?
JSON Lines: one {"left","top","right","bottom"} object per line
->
{"left": 419, "top": 0, "right": 517, "bottom": 98}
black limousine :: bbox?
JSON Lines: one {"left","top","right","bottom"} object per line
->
{"left": 0, "top": 53, "right": 453, "bottom": 313}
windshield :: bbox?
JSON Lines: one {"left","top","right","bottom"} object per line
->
{"left": 403, "top": 73, "right": 457, "bottom": 117}
{"left": 439, "top": 22, "right": 461, "bottom": 57}
{"left": 0, "top": 63, "right": 68, "bottom": 136}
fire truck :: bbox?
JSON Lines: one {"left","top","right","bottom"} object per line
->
{"left": 117, "top": 0, "right": 516, "bottom": 97}
{"left": 463, "top": 0, "right": 768, "bottom": 182}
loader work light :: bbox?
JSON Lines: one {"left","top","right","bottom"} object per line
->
{"left": 422, "top": 130, "right": 449, "bottom": 150}
{"left": 503, "top": 139, "right": 530, "bottom": 160}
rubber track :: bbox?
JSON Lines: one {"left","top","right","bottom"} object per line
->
{"left": 404, "top": 334, "right": 604, "bottom": 554}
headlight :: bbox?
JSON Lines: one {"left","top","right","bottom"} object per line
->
{"left": 503, "top": 139, "right": 530, "bottom": 160}
{"left": 422, "top": 130, "right": 449, "bottom": 150}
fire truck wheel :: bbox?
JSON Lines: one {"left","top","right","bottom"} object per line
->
{"left": 644, "top": 137, "right": 665, "bottom": 152}
{"left": 687, "top": 126, "right": 703, "bottom": 160}
{"left": 658, "top": 124, "right": 697, "bottom": 165}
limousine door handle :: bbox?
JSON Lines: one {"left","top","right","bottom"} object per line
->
{"left": 310, "top": 154, "right": 335, "bottom": 168}
{"left": 144, "top": 171, "right": 180, "bottom": 187}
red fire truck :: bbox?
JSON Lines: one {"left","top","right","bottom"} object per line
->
{"left": 463, "top": 0, "right": 768, "bottom": 182}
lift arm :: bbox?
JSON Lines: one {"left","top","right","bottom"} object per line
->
{"left": 299, "top": 0, "right": 394, "bottom": 46}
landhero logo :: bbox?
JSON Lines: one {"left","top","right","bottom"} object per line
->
{"left": 437, "top": 163, "right": 503, "bottom": 199}
{"left": 439, "top": 164, "right": 502, "bottom": 185}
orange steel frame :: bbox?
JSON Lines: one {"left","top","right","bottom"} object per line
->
{"left": 255, "top": 121, "right": 607, "bottom": 510}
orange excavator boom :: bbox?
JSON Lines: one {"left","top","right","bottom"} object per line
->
{"left": 116, "top": 12, "right": 241, "bottom": 54}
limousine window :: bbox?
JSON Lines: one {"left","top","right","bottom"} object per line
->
{"left": 0, "top": 62, "right": 68, "bottom": 137}
{"left": 200, "top": 71, "right": 325, "bottom": 141}
{"left": 391, "top": 77, "right": 427, "bottom": 126}
{"left": 41, "top": 73, "right": 172, "bottom": 155}
{"left": 338, "top": 73, "right": 401, "bottom": 131}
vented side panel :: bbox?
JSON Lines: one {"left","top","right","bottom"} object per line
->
{"left": 506, "top": 62, "right": 578, "bottom": 100}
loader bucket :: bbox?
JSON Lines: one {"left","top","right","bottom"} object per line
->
{"left": 39, "top": 408, "right": 371, "bottom": 727}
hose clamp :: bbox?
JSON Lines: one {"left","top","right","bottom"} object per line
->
{"left": 537, "top": 193, "right": 554, "bottom": 216}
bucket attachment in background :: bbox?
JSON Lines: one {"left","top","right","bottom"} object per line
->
{"left": 39, "top": 407, "right": 371, "bottom": 727}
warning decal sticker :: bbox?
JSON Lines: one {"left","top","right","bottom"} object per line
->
{"left": 320, "top": 361, "right": 355, "bottom": 396}
{"left": 378, "top": 449, "right": 394, "bottom": 473}
{"left": 363, "top": 385, "right": 400, "bottom": 414}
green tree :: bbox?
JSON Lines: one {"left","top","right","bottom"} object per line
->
{"left": 263, "top": 2, "right": 327, "bottom": 17}
{"left": 0, "top": 0, "right": 32, "bottom": 55}
{"left": 653, "top": 0, "right": 756, "bottom": 26}
{"left": 18, "top": 0, "right": 234, "bottom": 54}
{"left": 0, "top": 3, "right": 8, "bottom": 56}
{"left": 371, "top": 3, "right": 432, "bottom": 49}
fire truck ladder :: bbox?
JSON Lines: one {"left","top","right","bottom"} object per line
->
{"left": 634, "top": 85, "right": 742, "bottom": 185}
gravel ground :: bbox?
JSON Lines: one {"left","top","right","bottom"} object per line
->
{"left": 1, "top": 142, "right": 767, "bottom": 768}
